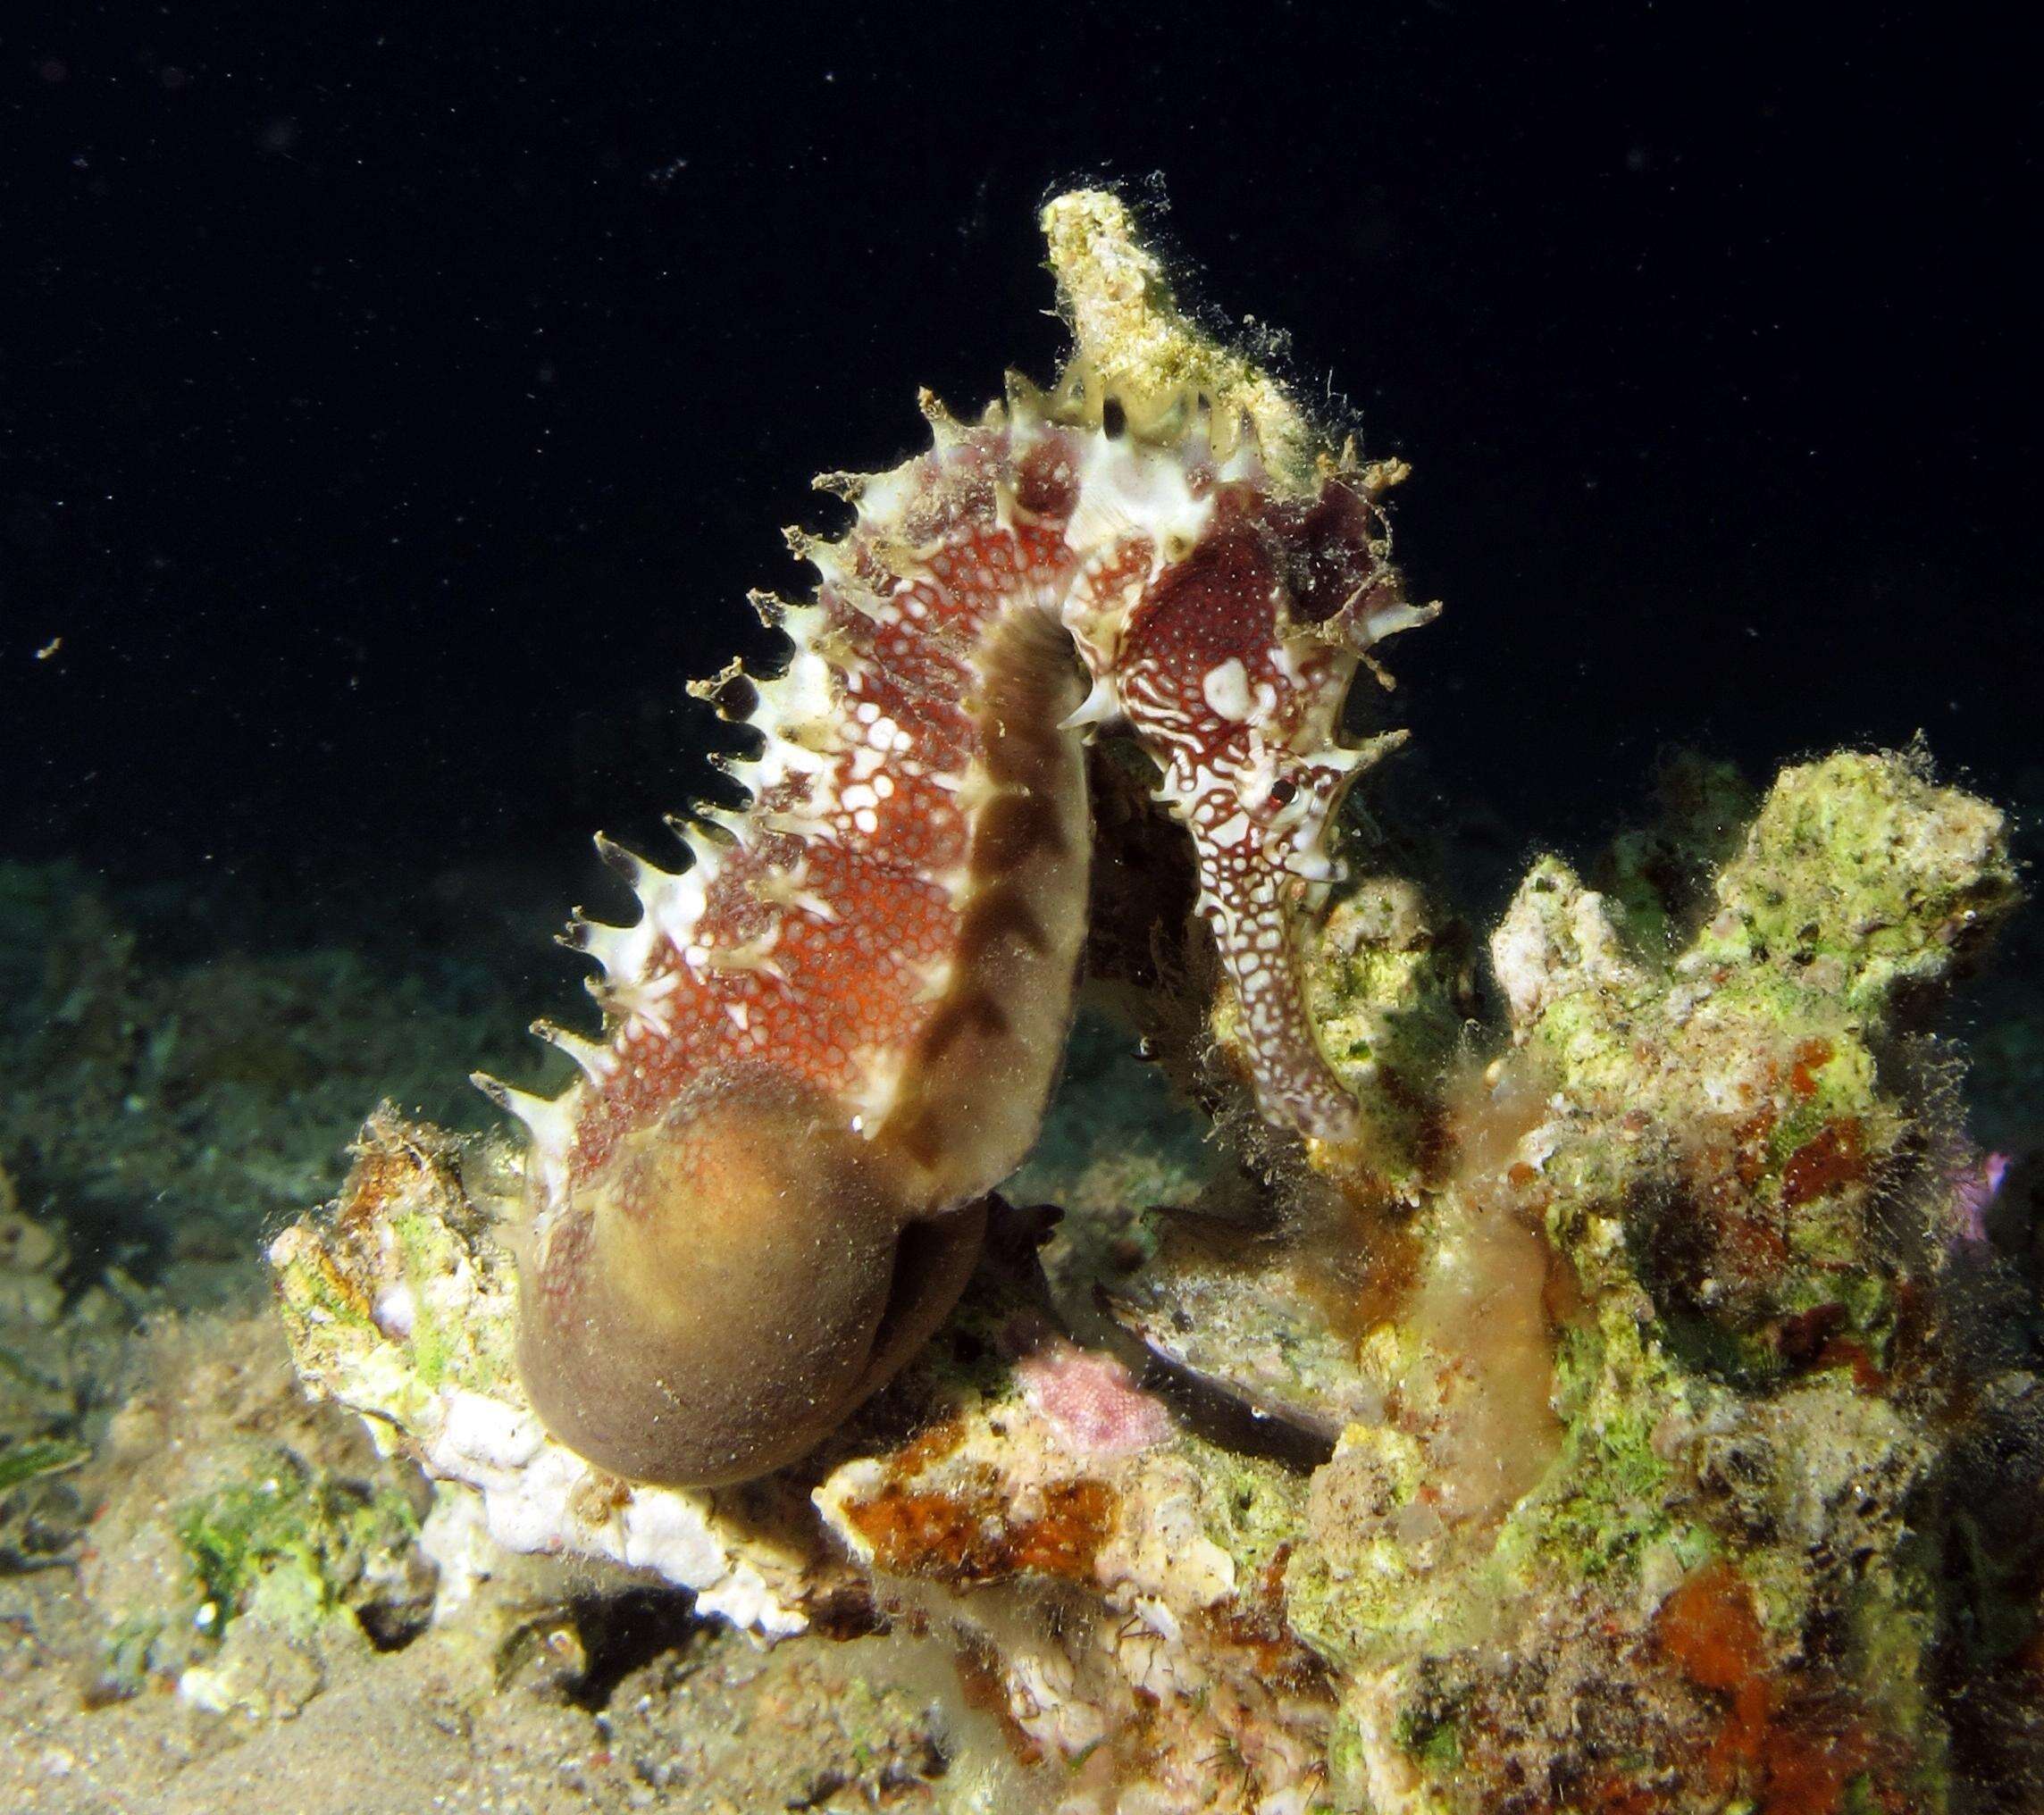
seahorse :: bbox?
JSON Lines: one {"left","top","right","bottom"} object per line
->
{"left": 475, "top": 190, "right": 1437, "bottom": 1485}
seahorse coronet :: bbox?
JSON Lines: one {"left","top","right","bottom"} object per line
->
{"left": 487, "top": 188, "right": 1437, "bottom": 1486}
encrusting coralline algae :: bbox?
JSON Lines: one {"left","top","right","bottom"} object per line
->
{"left": 268, "top": 190, "right": 2039, "bottom": 1811}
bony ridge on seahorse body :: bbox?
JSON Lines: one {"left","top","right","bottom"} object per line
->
{"left": 474, "top": 188, "right": 1440, "bottom": 1486}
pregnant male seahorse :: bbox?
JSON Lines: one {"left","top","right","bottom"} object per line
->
{"left": 476, "top": 190, "right": 1437, "bottom": 1485}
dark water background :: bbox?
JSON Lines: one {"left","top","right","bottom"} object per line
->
{"left": 4, "top": 4, "right": 2035, "bottom": 950}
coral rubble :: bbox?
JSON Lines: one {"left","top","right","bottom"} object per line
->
{"left": 1279, "top": 748, "right": 2019, "bottom": 1812}
{"left": 270, "top": 1110, "right": 836, "bottom": 1637}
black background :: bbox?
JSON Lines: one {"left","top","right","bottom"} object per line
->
{"left": 4, "top": 4, "right": 2035, "bottom": 939}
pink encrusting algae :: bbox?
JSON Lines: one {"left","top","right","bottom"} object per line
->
{"left": 475, "top": 189, "right": 1437, "bottom": 1486}
{"left": 1015, "top": 1336, "right": 1177, "bottom": 1458}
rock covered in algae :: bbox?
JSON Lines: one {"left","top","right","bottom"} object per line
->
{"left": 1273, "top": 748, "right": 2020, "bottom": 1814}
{"left": 817, "top": 1385, "right": 1332, "bottom": 1808}
{"left": 79, "top": 1310, "right": 435, "bottom": 1718}
{"left": 0, "top": 1160, "right": 108, "bottom": 1570}
{"left": 269, "top": 1108, "right": 843, "bottom": 1637}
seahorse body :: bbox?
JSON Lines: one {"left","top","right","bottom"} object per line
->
{"left": 479, "top": 192, "right": 1437, "bottom": 1485}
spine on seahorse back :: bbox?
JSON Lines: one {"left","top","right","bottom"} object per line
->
{"left": 481, "top": 189, "right": 1437, "bottom": 1487}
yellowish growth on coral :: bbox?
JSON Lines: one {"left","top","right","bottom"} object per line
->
{"left": 1403, "top": 1184, "right": 1564, "bottom": 1532}
{"left": 1042, "top": 187, "right": 1320, "bottom": 489}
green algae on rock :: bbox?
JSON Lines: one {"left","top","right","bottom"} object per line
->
{"left": 74, "top": 1309, "right": 437, "bottom": 1717}
{"left": 1278, "top": 748, "right": 2017, "bottom": 1813}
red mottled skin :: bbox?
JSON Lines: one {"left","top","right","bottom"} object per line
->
{"left": 560, "top": 434, "right": 1091, "bottom": 1192}
{"left": 1116, "top": 481, "right": 1408, "bottom": 1144}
